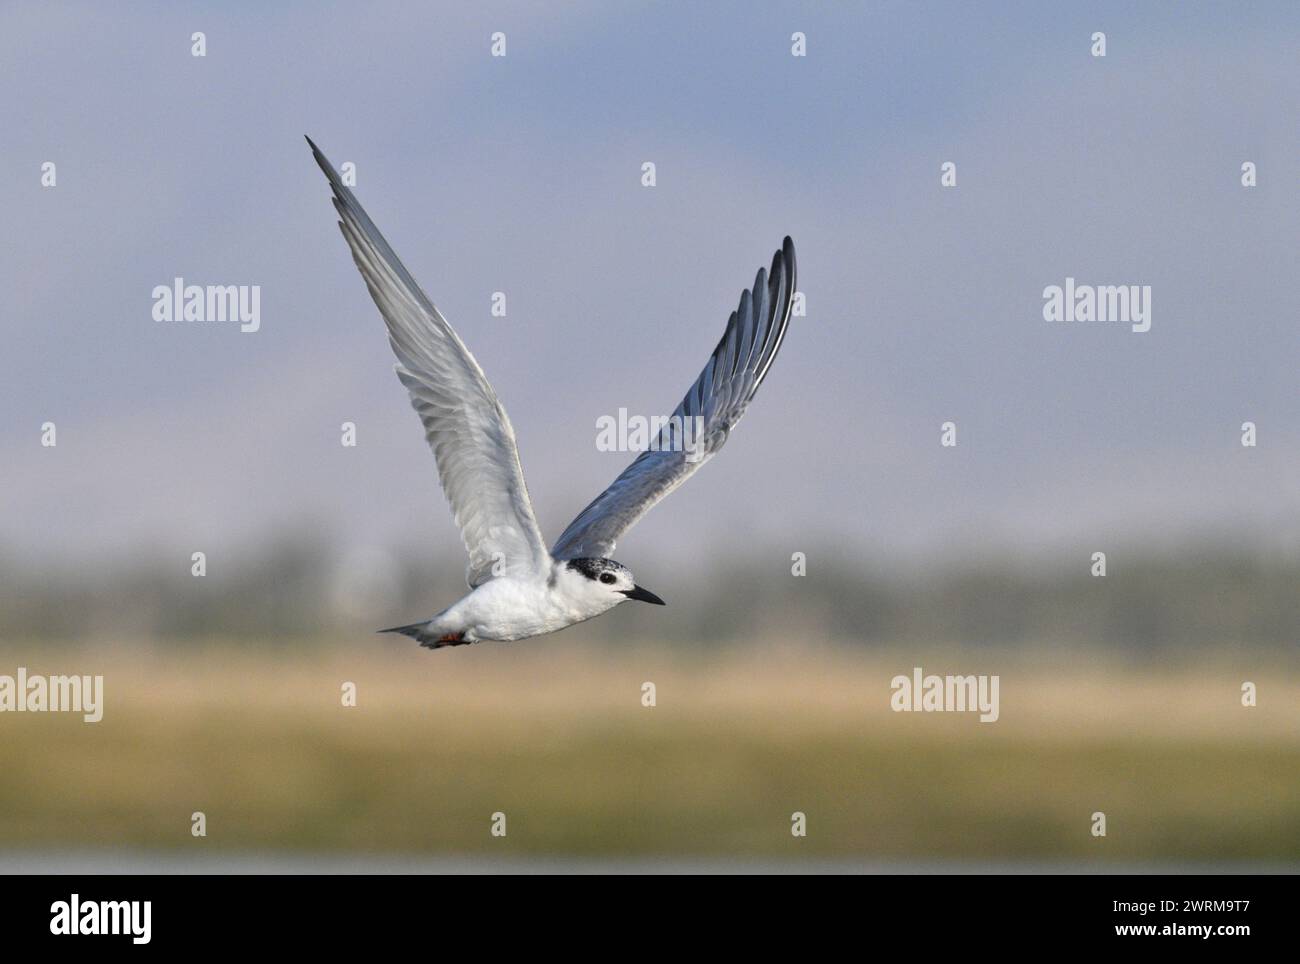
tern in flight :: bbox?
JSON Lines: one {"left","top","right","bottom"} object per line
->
{"left": 308, "top": 137, "right": 796, "bottom": 647}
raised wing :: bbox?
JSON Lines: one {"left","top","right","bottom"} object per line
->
{"left": 551, "top": 237, "right": 796, "bottom": 561}
{"left": 308, "top": 137, "right": 550, "bottom": 588}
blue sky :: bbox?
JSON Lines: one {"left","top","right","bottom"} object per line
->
{"left": 2, "top": 1, "right": 1298, "bottom": 568}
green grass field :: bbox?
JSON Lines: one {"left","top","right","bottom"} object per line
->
{"left": 2, "top": 640, "right": 1296, "bottom": 862}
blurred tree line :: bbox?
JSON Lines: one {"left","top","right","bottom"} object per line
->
{"left": 1, "top": 533, "right": 1296, "bottom": 652}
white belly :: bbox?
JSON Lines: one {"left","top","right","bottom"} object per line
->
{"left": 439, "top": 575, "right": 614, "bottom": 642}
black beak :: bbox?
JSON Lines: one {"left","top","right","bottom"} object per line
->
{"left": 621, "top": 585, "right": 666, "bottom": 606}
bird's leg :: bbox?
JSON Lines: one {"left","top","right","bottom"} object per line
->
{"left": 420, "top": 631, "right": 470, "bottom": 649}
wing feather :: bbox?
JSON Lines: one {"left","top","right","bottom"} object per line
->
{"left": 309, "top": 137, "right": 549, "bottom": 588}
{"left": 551, "top": 238, "right": 797, "bottom": 560}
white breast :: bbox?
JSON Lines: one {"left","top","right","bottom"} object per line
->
{"left": 446, "top": 568, "right": 622, "bottom": 642}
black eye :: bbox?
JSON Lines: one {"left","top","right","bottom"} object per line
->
{"left": 599, "top": 573, "right": 616, "bottom": 585}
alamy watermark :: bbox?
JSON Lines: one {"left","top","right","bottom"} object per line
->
{"left": 596, "top": 408, "right": 706, "bottom": 462}
{"left": 0, "top": 668, "right": 103, "bottom": 722}
{"left": 1043, "top": 277, "right": 1150, "bottom": 333}
{"left": 152, "top": 278, "right": 260, "bottom": 332}
{"left": 50, "top": 894, "right": 150, "bottom": 944}
{"left": 890, "top": 666, "right": 999, "bottom": 723}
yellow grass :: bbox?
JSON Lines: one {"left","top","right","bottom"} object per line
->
{"left": 1, "top": 639, "right": 1296, "bottom": 861}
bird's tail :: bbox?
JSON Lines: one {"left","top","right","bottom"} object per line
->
{"left": 377, "top": 622, "right": 470, "bottom": 649}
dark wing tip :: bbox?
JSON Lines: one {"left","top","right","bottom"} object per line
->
{"left": 749, "top": 236, "right": 796, "bottom": 389}
{"left": 305, "top": 136, "right": 344, "bottom": 193}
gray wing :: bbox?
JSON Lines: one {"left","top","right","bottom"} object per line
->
{"left": 551, "top": 237, "right": 796, "bottom": 561}
{"left": 308, "top": 137, "right": 550, "bottom": 588}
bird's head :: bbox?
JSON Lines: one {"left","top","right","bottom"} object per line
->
{"left": 562, "top": 557, "right": 665, "bottom": 609}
